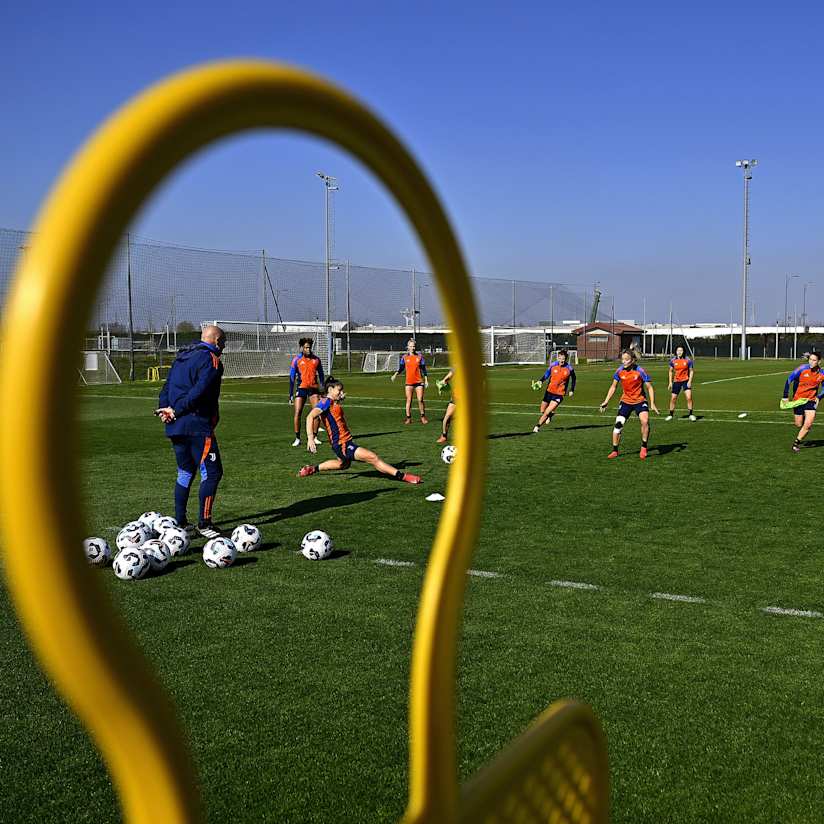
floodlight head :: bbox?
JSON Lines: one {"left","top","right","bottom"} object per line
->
{"left": 736, "top": 160, "right": 743, "bottom": 167}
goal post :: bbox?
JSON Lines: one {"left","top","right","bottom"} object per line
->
{"left": 482, "top": 327, "right": 547, "bottom": 366}
{"left": 362, "top": 351, "right": 403, "bottom": 373}
{"left": 78, "top": 351, "right": 122, "bottom": 385}
{"left": 203, "top": 321, "right": 332, "bottom": 378}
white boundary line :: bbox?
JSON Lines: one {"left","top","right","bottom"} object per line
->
{"left": 467, "top": 569, "right": 502, "bottom": 578}
{"left": 549, "top": 579, "right": 600, "bottom": 591}
{"left": 761, "top": 606, "right": 822, "bottom": 618}
{"left": 650, "top": 592, "right": 706, "bottom": 604}
{"left": 374, "top": 558, "right": 415, "bottom": 568}
{"left": 700, "top": 371, "right": 786, "bottom": 385}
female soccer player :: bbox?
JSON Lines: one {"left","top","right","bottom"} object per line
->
{"left": 436, "top": 369, "right": 456, "bottom": 444}
{"left": 666, "top": 345, "right": 696, "bottom": 421}
{"left": 783, "top": 351, "right": 824, "bottom": 452}
{"left": 599, "top": 349, "right": 659, "bottom": 459}
{"left": 532, "top": 349, "right": 576, "bottom": 433}
{"left": 299, "top": 377, "right": 422, "bottom": 483}
{"left": 289, "top": 337, "right": 324, "bottom": 446}
{"left": 391, "top": 338, "right": 429, "bottom": 424}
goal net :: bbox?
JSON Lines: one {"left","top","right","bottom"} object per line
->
{"left": 549, "top": 349, "right": 579, "bottom": 366}
{"left": 204, "top": 321, "right": 331, "bottom": 378}
{"left": 78, "top": 351, "right": 122, "bottom": 385}
{"left": 363, "top": 351, "right": 403, "bottom": 373}
{"left": 481, "top": 328, "right": 547, "bottom": 366}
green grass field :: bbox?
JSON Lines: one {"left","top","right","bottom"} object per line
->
{"left": 2, "top": 357, "right": 823, "bottom": 823}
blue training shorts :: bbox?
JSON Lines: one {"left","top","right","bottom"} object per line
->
{"left": 332, "top": 440, "right": 359, "bottom": 467}
{"left": 618, "top": 401, "right": 649, "bottom": 418}
{"left": 671, "top": 381, "right": 689, "bottom": 395}
{"left": 296, "top": 386, "right": 319, "bottom": 400}
{"left": 543, "top": 391, "right": 564, "bottom": 405}
{"left": 792, "top": 400, "right": 817, "bottom": 415}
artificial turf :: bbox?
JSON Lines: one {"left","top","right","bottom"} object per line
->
{"left": 1, "top": 357, "right": 823, "bottom": 823}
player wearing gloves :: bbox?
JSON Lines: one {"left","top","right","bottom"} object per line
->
{"left": 532, "top": 350, "right": 576, "bottom": 433}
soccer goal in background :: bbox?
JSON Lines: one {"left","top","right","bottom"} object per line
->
{"left": 78, "top": 351, "right": 122, "bottom": 385}
{"left": 204, "top": 321, "right": 332, "bottom": 378}
{"left": 482, "top": 327, "right": 548, "bottom": 366}
{"left": 549, "top": 349, "right": 579, "bottom": 366}
{"left": 362, "top": 351, "right": 403, "bottom": 373}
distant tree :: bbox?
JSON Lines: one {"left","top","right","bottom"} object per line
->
{"left": 176, "top": 320, "right": 196, "bottom": 333}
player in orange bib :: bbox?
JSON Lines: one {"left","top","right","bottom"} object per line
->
{"left": 666, "top": 346, "right": 696, "bottom": 421}
{"left": 391, "top": 338, "right": 429, "bottom": 424}
{"left": 299, "top": 377, "right": 422, "bottom": 483}
{"left": 599, "top": 349, "right": 659, "bottom": 459}
{"left": 782, "top": 351, "right": 824, "bottom": 452}
{"left": 289, "top": 337, "right": 325, "bottom": 446}
{"left": 532, "top": 349, "right": 576, "bottom": 433}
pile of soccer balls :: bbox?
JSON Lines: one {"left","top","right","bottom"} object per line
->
{"left": 83, "top": 512, "right": 262, "bottom": 580}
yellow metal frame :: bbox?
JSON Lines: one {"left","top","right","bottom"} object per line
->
{"left": 0, "top": 60, "right": 486, "bottom": 822}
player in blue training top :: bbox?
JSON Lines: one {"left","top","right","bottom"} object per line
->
{"left": 666, "top": 345, "right": 696, "bottom": 421}
{"left": 289, "top": 337, "right": 325, "bottom": 447}
{"left": 599, "top": 349, "right": 659, "bottom": 459}
{"left": 155, "top": 324, "right": 226, "bottom": 538}
{"left": 532, "top": 350, "right": 576, "bottom": 433}
{"left": 783, "top": 351, "right": 824, "bottom": 452}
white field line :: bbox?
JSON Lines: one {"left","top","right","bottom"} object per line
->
{"left": 650, "top": 592, "right": 707, "bottom": 604}
{"left": 699, "top": 371, "right": 786, "bottom": 385}
{"left": 467, "top": 569, "right": 502, "bottom": 578}
{"left": 549, "top": 579, "right": 600, "bottom": 591}
{"left": 374, "top": 558, "right": 415, "bottom": 568}
{"left": 761, "top": 606, "right": 823, "bottom": 619}
{"left": 83, "top": 393, "right": 798, "bottom": 426}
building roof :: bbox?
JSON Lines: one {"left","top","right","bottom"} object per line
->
{"left": 572, "top": 321, "right": 643, "bottom": 335}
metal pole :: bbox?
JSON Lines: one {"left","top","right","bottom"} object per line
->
{"left": 511, "top": 279, "right": 516, "bottom": 331}
{"left": 549, "top": 285, "right": 555, "bottom": 351}
{"left": 412, "top": 268, "right": 417, "bottom": 338}
{"left": 346, "top": 260, "right": 351, "bottom": 372}
{"left": 736, "top": 159, "right": 757, "bottom": 360}
{"left": 730, "top": 307, "right": 733, "bottom": 359}
{"left": 642, "top": 297, "right": 646, "bottom": 355}
{"left": 324, "top": 185, "right": 330, "bottom": 329}
{"left": 126, "top": 233, "right": 135, "bottom": 381}
{"left": 794, "top": 304, "right": 798, "bottom": 360}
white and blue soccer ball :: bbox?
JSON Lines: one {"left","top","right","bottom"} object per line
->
{"left": 83, "top": 537, "right": 111, "bottom": 566}
{"left": 141, "top": 539, "right": 171, "bottom": 573}
{"left": 153, "top": 515, "right": 179, "bottom": 535}
{"left": 160, "top": 525, "right": 190, "bottom": 557}
{"left": 301, "top": 530, "right": 333, "bottom": 561}
{"left": 113, "top": 548, "right": 150, "bottom": 581}
{"left": 138, "top": 511, "right": 162, "bottom": 534}
{"left": 231, "top": 524, "right": 261, "bottom": 553}
{"left": 116, "top": 521, "right": 150, "bottom": 551}
{"left": 203, "top": 537, "right": 236, "bottom": 569}
{"left": 440, "top": 445, "right": 457, "bottom": 465}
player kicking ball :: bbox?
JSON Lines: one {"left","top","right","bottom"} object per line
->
{"left": 532, "top": 349, "right": 576, "bottom": 433}
{"left": 666, "top": 345, "right": 696, "bottom": 421}
{"left": 599, "top": 349, "right": 659, "bottom": 459}
{"left": 299, "top": 377, "right": 422, "bottom": 483}
{"left": 436, "top": 369, "right": 456, "bottom": 444}
{"left": 782, "top": 351, "right": 824, "bottom": 452}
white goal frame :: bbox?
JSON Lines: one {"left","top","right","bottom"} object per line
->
{"left": 78, "top": 351, "right": 122, "bottom": 385}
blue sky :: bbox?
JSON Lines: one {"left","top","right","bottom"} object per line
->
{"left": 3, "top": 1, "right": 824, "bottom": 324}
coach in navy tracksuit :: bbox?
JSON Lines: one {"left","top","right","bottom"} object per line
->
{"left": 156, "top": 324, "right": 226, "bottom": 538}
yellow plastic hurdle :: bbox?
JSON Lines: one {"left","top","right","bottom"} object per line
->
{"left": 0, "top": 61, "right": 608, "bottom": 823}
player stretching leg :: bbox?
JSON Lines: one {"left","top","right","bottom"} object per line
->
{"left": 599, "top": 349, "right": 659, "bottom": 460}
{"left": 289, "top": 337, "right": 324, "bottom": 446}
{"left": 532, "top": 349, "right": 576, "bottom": 433}
{"left": 666, "top": 346, "right": 696, "bottom": 421}
{"left": 436, "top": 369, "right": 456, "bottom": 444}
{"left": 156, "top": 325, "right": 226, "bottom": 538}
{"left": 391, "top": 338, "right": 429, "bottom": 424}
{"left": 783, "top": 351, "right": 824, "bottom": 452}
{"left": 299, "top": 378, "right": 422, "bottom": 483}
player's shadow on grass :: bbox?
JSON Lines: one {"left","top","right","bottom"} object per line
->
{"left": 353, "top": 430, "right": 402, "bottom": 439}
{"left": 800, "top": 439, "right": 824, "bottom": 449}
{"left": 327, "top": 549, "right": 351, "bottom": 560}
{"left": 352, "top": 460, "right": 422, "bottom": 480}
{"left": 216, "top": 489, "right": 395, "bottom": 527}
{"left": 155, "top": 559, "right": 197, "bottom": 576}
{"left": 561, "top": 424, "right": 611, "bottom": 431}
{"left": 487, "top": 431, "right": 532, "bottom": 440}
{"left": 232, "top": 556, "right": 258, "bottom": 567}
{"left": 651, "top": 442, "right": 688, "bottom": 457}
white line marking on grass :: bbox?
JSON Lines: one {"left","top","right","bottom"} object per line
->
{"left": 549, "top": 579, "right": 600, "bottom": 591}
{"left": 700, "top": 371, "right": 786, "bottom": 385}
{"left": 467, "top": 569, "right": 502, "bottom": 578}
{"left": 374, "top": 558, "right": 416, "bottom": 568}
{"left": 761, "top": 606, "right": 823, "bottom": 618}
{"left": 650, "top": 592, "right": 707, "bottom": 604}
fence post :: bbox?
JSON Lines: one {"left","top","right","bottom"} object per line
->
{"left": 346, "top": 260, "right": 351, "bottom": 372}
{"left": 126, "top": 233, "right": 135, "bottom": 382}
{"left": 490, "top": 326, "right": 495, "bottom": 366}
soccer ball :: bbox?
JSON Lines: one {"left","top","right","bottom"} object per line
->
{"left": 154, "top": 515, "right": 178, "bottom": 534}
{"left": 301, "top": 530, "right": 333, "bottom": 560}
{"left": 141, "top": 539, "right": 171, "bottom": 572}
{"left": 83, "top": 537, "right": 111, "bottom": 566}
{"left": 117, "top": 521, "right": 149, "bottom": 551}
{"left": 203, "top": 537, "right": 236, "bottom": 569}
{"left": 138, "top": 511, "right": 162, "bottom": 534}
{"left": 160, "top": 525, "right": 190, "bottom": 557}
{"left": 113, "top": 548, "right": 150, "bottom": 581}
{"left": 441, "top": 445, "right": 457, "bottom": 465}
{"left": 231, "top": 524, "right": 261, "bottom": 553}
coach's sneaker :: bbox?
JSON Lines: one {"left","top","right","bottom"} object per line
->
{"left": 298, "top": 465, "right": 318, "bottom": 477}
{"left": 436, "top": 434, "right": 448, "bottom": 444}
{"left": 291, "top": 437, "right": 301, "bottom": 447}
{"left": 180, "top": 523, "right": 197, "bottom": 540}
{"left": 402, "top": 473, "right": 422, "bottom": 484}
{"left": 665, "top": 414, "right": 673, "bottom": 421}
{"left": 607, "top": 450, "right": 619, "bottom": 459}
{"left": 198, "top": 523, "right": 223, "bottom": 539}
{"left": 639, "top": 447, "right": 648, "bottom": 460}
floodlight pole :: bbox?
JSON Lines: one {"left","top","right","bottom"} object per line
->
{"left": 316, "top": 171, "right": 338, "bottom": 331}
{"left": 784, "top": 274, "right": 799, "bottom": 356}
{"left": 735, "top": 159, "right": 757, "bottom": 360}
{"left": 803, "top": 282, "right": 814, "bottom": 332}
